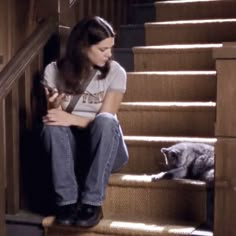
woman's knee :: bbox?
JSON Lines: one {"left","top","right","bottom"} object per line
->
{"left": 93, "top": 112, "right": 119, "bottom": 130}
{"left": 41, "top": 125, "right": 71, "bottom": 138}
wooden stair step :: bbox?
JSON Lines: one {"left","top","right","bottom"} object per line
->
{"left": 155, "top": 0, "right": 236, "bottom": 21}
{"left": 124, "top": 71, "right": 216, "bottom": 102}
{"left": 43, "top": 217, "right": 202, "bottom": 236}
{"left": 145, "top": 19, "right": 236, "bottom": 45}
{"left": 133, "top": 44, "right": 222, "bottom": 71}
{"left": 123, "top": 136, "right": 217, "bottom": 174}
{"left": 104, "top": 173, "right": 206, "bottom": 223}
{"left": 118, "top": 102, "right": 215, "bottom": 136}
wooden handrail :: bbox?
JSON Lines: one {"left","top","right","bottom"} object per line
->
{"left": 0, "top": 19, "right": 58, "bottom": 99}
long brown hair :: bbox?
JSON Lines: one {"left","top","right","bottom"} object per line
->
{"left": 57, "top": 16, "right": 115, "bottom": 94}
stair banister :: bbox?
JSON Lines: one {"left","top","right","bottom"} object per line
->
{"left": 0, "top": 20, "right": 57, "bottom": 98}
{"left": 213, "top": 43, "right": 236, "bottom": 236}
{"left": 0, "top": 18, "right": 58, "bottom": 236}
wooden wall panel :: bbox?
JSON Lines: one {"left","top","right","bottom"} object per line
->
{"left": 214, "top": 43, "right": 236, "bottom": 236}
{"left": 28, "top": 0, "right": 58, "bottom": 31}
{"left": 60, "top": 0, "right": 147, "bottom": 32}
{"left": 215, "top": 60, "right": 236, "bottom": 136}
{"left": 215, "top": 139, "right": 236, "bottom": 236}
{"left": 0, "top": 0, "right": 58, "bottom": 69}
{"left": 215, "top": 185, "right": 236, "bottom": 236}
{"left": 0, "top": 0, "right": 13, "bottom": 66}
{"left": 215, "top": 139, "right": 236, "bottom": 180}
{"left": 59, "top": 0, "right": 77, "bottom": 27}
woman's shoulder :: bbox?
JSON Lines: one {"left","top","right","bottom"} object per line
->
{"left": 45, "top": 61, "right": 58, "bottom": 73}
{"left": 109, "top": 60, "right": 126, "bottom": 75}
{"left": 43, "top": 61, "right": 60, "bottom": 84}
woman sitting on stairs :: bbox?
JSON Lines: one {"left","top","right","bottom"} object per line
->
{"left": 40, "top": 16, "right": 129, "bottom": 228}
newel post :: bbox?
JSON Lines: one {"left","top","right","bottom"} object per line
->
{"left": 213, "top": 43, "right": 236, "bottom": 236}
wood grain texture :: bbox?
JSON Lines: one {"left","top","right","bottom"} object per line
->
{"left": 0, "top": 100, "right": 6, "bottom": 236}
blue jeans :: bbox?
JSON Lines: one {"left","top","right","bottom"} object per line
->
{"left": 41, "top": 112, "right": 129, "bottom": 206}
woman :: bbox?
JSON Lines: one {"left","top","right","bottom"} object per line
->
{"left": 41, "top": 16, "right": 129, "bottom": 227}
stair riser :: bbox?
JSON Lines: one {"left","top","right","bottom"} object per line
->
{"left": 113, "top": 49, "right": 133, "bottom": 72}
{"left": 117, "top": 26, "right": 145, "bottom": 48}
{"left": 123, "top": 139, "right": 216, "bottom": 174}
{"left": 146, "top": 22, "right": 236, "bottom": 45}
{"left": 155, "top": 1, "right": 236, "bottom": 21}
{"left": 128, "top": 4, "right": 155, "bottom": 24}
{"left": 134, "top": 48, "right": 216, "bottom": 71}
{"left": 104, "top": 184, "right": 206, "bottom": 222}
{"left": 118, "top": 109, "right": 215, "bottom": 136}
{"left": 124, "top": 74, "right": 216, "bottom": 102}
{"left": 122, "top": 143, "right": 166, "bottom": 174}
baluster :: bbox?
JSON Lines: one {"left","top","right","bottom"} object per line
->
{"left": 0, "top": 99, "right": 6, "bottom": 236}
{"left": 5, "top": 84, "right": 20, "bottom": 214}
{"left": 24, "top": 67, "right": 33, "bottom": 129}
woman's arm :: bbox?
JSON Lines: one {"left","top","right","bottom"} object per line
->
{"left": 99, "top": 90, "right": 124, "bottom": 115}
{"left": 43, "top": 90, "right": 124, "bottom": 128}
{"left": 43, "top": 109, "right": 93, "bottom": 128}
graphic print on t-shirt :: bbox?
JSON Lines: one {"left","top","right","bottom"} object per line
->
{"left": 82, "top": 91, "right": 105, "bottom": 104}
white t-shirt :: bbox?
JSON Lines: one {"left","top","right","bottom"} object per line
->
{"left": 43, "top": 60, "right": 127, "bottom": 119}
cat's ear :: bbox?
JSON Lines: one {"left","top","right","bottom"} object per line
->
{"left": 161, "top": 148, "right": 169, "bottom": 165}
{"left": 161, "top": 148, "right": 169, "bottom": 155}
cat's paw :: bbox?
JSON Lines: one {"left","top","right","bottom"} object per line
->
{"left": 151, "top": 172, "right": 167, "bottom": 181}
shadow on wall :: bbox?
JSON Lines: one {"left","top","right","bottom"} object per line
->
{"left": 19, "top": 71, "right": 54, "bottom": 215}
{"left": 19, "top": 33, "right": 61, "bottom": 215}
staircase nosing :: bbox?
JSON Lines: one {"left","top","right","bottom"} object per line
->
{"left": 43, "top": 217, "right": 202, "bottom": 236}
{"left": 124, "top": 136, "right": 217, "bottom": 145}
{"left": 109, "top": 173, "right": 206, "bottom": 190}
{"left": 120, "top": 102, "right": 216, "bottom": 111}
{"left": 145, "top": 19, "right": 236, "bottom": 27}
{"left": 155, "top": 0, "right": 236, "bottom": 5}
{"left": 133, "top": 44, "right": 222, "bottom": 51}
{"left": 127, "top": 71, "right": 216, "bottom": 75}
{"left": 6, "top": 211, "right": 44, "bottom": 225}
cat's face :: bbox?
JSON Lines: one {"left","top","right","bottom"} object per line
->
{"left": 161, "top": 147, "right": 184, "bottom": 168}
{"left": 161, "top": 143, "right": 205, "bottom": 169}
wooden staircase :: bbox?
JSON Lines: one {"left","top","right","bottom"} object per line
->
{"left": 42, "top": 0, "right": 236, "bottom": 235}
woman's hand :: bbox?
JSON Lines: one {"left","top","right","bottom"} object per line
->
{"left": 43, "top": 109, "right": 74, "bottom": 126}
{"left": 45, "top": 87, "right": 65, "bottom": 109}
{"left": 43, "top": 109, "right": 93, "bottom": 127}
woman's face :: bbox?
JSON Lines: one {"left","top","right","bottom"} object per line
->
{"left": 86, "top": 37, "right": 114, "bottom": 67}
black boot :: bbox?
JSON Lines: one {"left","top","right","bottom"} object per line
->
{"left": 55, "top": 203, "right": 77, "bottom": 226}
{"left": 76, "top": 204, "right": 103, "bottom": 228}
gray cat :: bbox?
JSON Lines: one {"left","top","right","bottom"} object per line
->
{"left": 152, "top": 142, "right": 214, "bottom": 185}
{"left": 152, "top": 142, "right": 215, "bottom": 229}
